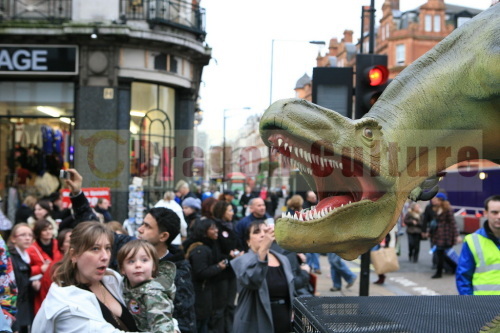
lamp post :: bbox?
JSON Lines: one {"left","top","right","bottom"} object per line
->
{"left": 223, "top": 107, "right": 251, "bottom": 191}
{"left": 268, "top": 39, "right": 326, "bottom": 188}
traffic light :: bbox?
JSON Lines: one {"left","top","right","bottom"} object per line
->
{"left": 355, "top": 54, "right": 389, "bottom": 119}
{"left": 312, "top": 67, "right": 353, "bottom": 118}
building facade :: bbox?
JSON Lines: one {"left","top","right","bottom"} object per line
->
{"left": 316, "top": 0, "right": 484, "bottom": 78}
{"left": 0, "top": 0, "right": 211, "bottom": 221}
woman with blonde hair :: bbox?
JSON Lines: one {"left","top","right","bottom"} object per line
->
{"left": 32, "top": 222, "right": 142, "bottom": 332}
{"left": 8, "top": 223, "right": 36, "bottom": 332}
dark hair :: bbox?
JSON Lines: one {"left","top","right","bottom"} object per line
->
{"left": 57, "top": 228, "right": 72, "bottom": 253}
{"left": 147, "top": 207, "right": 180, "bottom": 245}
{"left": 201, "top": 197, "right": 217, "bottom": 219}
{"left": 191, "top": 218, "right": 216, "bottom": 241}
{"left": 53, "top": 222, "right": 114, "bottom": 286}
{"left": 33, "top": 219, "right": 53, "bottom": 240}
{"left": 212, "top": 201, "right": 231, "bottom": 221}
{"left": 244, "top": 219, "right": 266, "bottom": 243}
{"left": 484, "top": 195, "right": 500, "bottom": 211}
{"left": 33, "top": 200, "right": 52, "bottom": 218}
{"left": 117, "top": 239, "right": 159, "bottom": 278}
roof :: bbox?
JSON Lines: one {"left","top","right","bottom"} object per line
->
{"left": 294, "top": 73, "right": 311, "bottom": 89}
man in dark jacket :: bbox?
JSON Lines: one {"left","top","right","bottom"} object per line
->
{"left": 64, "top": 169, "right": 197, "bottom": 333}
{"left": 138, "top": 208, "right": 197, "bottom": 333}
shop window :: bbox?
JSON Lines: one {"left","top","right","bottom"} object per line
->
{"left": 130, "top": 82, "right": 175, "bottom": 206}
{"left": 0, "top": 81, "right": 75, "bottom": 195}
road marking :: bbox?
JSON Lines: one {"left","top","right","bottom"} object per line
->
{"left": 389, "top": 276, "right": 440, "bottom": 296}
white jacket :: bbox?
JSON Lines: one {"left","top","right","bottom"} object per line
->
{"left": 32, "top": 269, "right": 144, "bottom": 333}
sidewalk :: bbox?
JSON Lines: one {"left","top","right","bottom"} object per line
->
{"left": 313, "top": 254, "right": 396, "bottom": 297}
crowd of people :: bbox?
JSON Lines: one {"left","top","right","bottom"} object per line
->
{"left": 0, "top": 169, "right": 498, "bottom": 333}
{"left": 1, "top": 170, "right": 315, "bottom": 333}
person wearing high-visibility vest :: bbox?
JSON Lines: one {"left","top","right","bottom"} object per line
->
{"left": 456, "top": 195, "right": 500, "bottom": 295}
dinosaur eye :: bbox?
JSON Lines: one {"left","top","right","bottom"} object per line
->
{"left": 363, "top": 128, "right": 373, "bottom": 139}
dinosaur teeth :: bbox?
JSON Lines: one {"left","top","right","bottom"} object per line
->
{"left": 294, "top": 146, "right": 298, "bottom": 157}
{"left": 284, "top": 142, "right": 289, "bottom": 151}
{"left": 278, "top": 138, "right": 283, "bottom": 147}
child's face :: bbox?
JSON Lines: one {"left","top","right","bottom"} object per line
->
{"left": 121, "top": 247, "right": 155, "bottom": 287}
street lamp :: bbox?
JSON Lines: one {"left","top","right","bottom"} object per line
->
{"left": 268, "top": 39, "right": 326, "bottom": 188}
{"left": 223, "top": 107, "right": 251, "bottom": 191}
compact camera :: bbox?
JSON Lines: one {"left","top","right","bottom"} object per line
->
{"left": 222, "top": 259, "right": 229, "bottom": 265}
{"left": 59, "top": 170, "right": 70, "bottom": 179}
{"left": 233, "top": 250, "right": 240, "bottom": 256}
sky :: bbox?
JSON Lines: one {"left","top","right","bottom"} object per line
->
{"left": 197, "top": 0, "right": 493, "bottom": 145}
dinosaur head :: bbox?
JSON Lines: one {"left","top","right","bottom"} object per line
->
{"left": 260, "top": 98, "right": 406, "bottom": 260}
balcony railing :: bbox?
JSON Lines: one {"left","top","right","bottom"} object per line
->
{"left": 120, "top": 0, "right": 206, "bottom": 37}
{"left": 0, "top": 0, "right": 72, "bottom": 23}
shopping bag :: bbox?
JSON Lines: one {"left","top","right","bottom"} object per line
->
{"left": 370, "top": 247, "right": 400, "bottom": 274}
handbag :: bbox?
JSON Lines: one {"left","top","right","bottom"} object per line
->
{"left": 370, "top": 247, "right": 400, "bottom": 275}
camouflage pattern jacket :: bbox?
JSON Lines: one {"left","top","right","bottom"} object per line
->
{"left": 123, "top": 261, "right": 176, "bottom": 333}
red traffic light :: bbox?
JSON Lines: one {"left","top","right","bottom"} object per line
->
{"left": 368, "top": 65, "right": 389, "bottom": 86}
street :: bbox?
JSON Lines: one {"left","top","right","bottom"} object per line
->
{"left": 313, "top": 230, "right": 463, "bottom": 297}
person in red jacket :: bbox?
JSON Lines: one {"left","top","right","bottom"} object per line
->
{"left": 26, "top": 219, "right": 62, "bottom": 314}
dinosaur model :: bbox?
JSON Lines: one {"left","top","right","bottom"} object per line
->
{"left": 259, "top": 4, "right": 499, "bottom": 260}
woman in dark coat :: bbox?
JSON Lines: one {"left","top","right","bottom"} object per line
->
{"left": 212, "top": 201, "right": 244, "bottom": 332}
{"left": 231, "top": 220, "right": 294, "bottom": 333}
{"left": 431, "top": 195, "right": 460, "bottom": 278}
{"left": 184, "top": 219, "right": 228, "bottom": 333}
{"left": 8, "top": 223, "right": 36, "bottom": 332}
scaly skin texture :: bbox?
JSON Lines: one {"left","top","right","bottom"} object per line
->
{"left": 480, "top": 315, "right": 500, "bottom": 332}
{"left": 259, "top": 4, "right": 500, "bottom": 260}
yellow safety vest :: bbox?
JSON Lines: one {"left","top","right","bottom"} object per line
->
{"left": 465, "top": 233, "right": 500, "bottom": 295}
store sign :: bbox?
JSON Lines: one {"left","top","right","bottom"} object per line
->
{"left": 61, "top": 187, "right": 111, "bottom": 208}
{"left": 0, "top": 45, "right": 78, "bottom": 75}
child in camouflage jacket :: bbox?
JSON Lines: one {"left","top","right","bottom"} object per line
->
{"left": 118, "top": 240, "right": 177, "bottom": 333}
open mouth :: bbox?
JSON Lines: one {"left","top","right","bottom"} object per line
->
{"left": 267, "top": 133, "right": 385, "bottom": 221}
{"left": 97, "top": 266, "right": 107, "bottom": 273}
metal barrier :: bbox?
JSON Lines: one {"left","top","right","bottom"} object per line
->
{"left": 293, "top": 295, "right": 500, "bottom": 333}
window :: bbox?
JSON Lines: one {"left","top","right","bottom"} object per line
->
{"left": 396, "top": 44, "right": 405, "bottom": 65}
{"left": 433, "top": 15, "right": 441, "bottom": 32}
{"left": 386, "top": 24, "right": 390, "bottom": 39}
{"left": 425, "top": 14, "right": 432, "bottom": 32}
{"left": 154, "top": 54, "right": 167, "bottom": 71}
{"left": 170, "top": 57, "right": 178, "bottom": 74}
{"left": 0, "top": 81, "right": 74, "bottom": 117}
{"left": 457, "top": 16, "right": 471, "bottom": 27}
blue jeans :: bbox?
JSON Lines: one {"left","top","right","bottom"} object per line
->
{"left": 327, "top": 253, "right": 356, "bottom": 289}
{"left": 306, "top": 253, "right": 320, "bottom": 270}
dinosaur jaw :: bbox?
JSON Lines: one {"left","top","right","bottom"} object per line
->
{"left": 268, "top": 133, "right": 386, "bottom": 220}
{"left": 267, "top": 133, "right": 399, "bottom": 259}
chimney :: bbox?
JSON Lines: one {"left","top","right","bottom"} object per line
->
{"left": 343, "top": 30, "right": 353, "bottom": 43}
{"left": 328, "top": 38, "right": 339, "bottom": 56}
{"left": 363, "top": 6, "right": 371, "bottom": 34}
